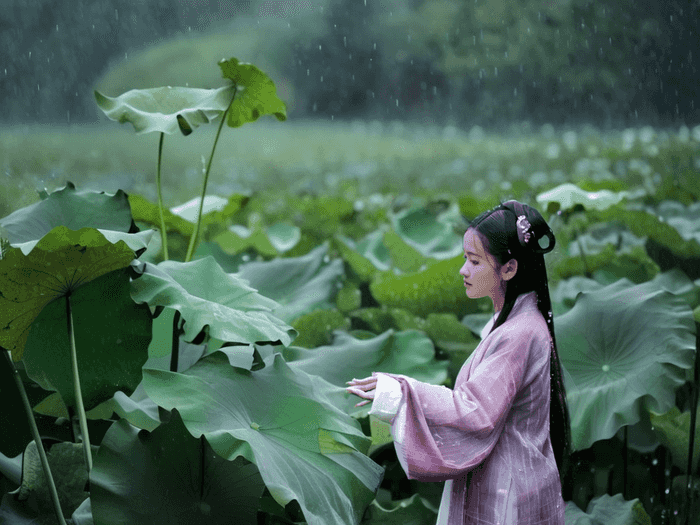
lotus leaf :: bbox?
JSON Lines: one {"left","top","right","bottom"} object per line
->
{"left": 550, "top": 276, "right": 604, "bottom": 315}
{"left": 349, "top": 307, "right": 423, "bottom": 334}
{"left": 90, "top": 411, "right": 266, "bottom": 525}
{"left": 564, "top": 493, "right": 651, "bottom": 524}
{"left": 568, "top": 222, "right": 646, "bottom": 257}
{"left": 282, "top": 329, "right": 448, "bottom": 395}
{"left": 389, "top": 202, "right": 464, "bottom": 260}
{"left": 14, "top": 441, "right": 91, "bottom": 519}
{"left": 0, "top": 183, "right": 133, "bottom": 245}
{"left": 236, "top": 243, "right": 345, "bottom": 323}
{"left": 370, "top": 255, "right": 477, "bottom": 318}
{"left": 536, "top": 182, "right": 631, "bottom": 213}
{"left": 362, "top": 493, "right": 438, "bottom": 524}
{"left": 555, "top": 279, "right": 696, "bottom": 451}
{"left": 23, "top": 268, "right": 152, "bottom": 411}
{"left": 0, "top": 226, "right": 151, "bottom": 361}
{"left": 142, "top": 352, "right": 383, "bottom": 525}
{"left": 381, "top": 228, "right": 429, "bottom": 273}
{"left": 336, "top": 232, "right": 390, "bottom": 280}
{"left": 213, "top": 225, "right": 278, "bottom": 257}
{"left": 129, "top": 257, "right": 296, "bottom": 346}
{"left": 217, "top": 58, "right": 287, "bottom": 128}
{"left": 592, "top": 203, "right": 700, "bottom": 259}
{"left": 169, "top": 194, "right": 248, "bottom": 225}
{"left": 94, "top": 85, "right": 235, "bottom": 135}
{"left": 128, "top": 193, "right": 194, "bottom": 236}
{"left": 290, "top": 309, "right": 351, "bottom": 348}
{"left": 337, "top": 282, "right": 362, "bottom": 312}
{"left": 552, "top": 244, "right": 659, "bottom": 283}
{"left": 649, "top": 406, "right": 700, "bottom": 473}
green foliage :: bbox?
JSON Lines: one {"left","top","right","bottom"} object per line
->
{"left": 218, "top": 58, "right": 287, "bottom": 128}
{"left": 556, "top": 279, "right": 696, "bottom": 451}
{"left": 564, "top": 493, "right": 652, "bottom": 524}
{"left": 91, "top": 411, "right": 266, "bottom": 525}
{"left": 129, "top": 257, "right": 297, "bottom": 346}
{"left": 95, "top": 85, "right": 235, "bottom": 135}
{"left": 291, "top": 309, "right": 351, "bottom": 348}
{"left": 0, "top": 226, "right": 151, "bottom": 361}
{"left": 142, "top": 352, "right": 383, "bottom": 525}
{"left": 23, "top": 268, "right": 152, "bottom": 411}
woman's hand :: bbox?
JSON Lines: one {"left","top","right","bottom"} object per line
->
{"left": 346, "top": 373, "right": 378, "bottom": 407}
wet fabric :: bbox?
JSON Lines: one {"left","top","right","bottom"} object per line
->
{"left": 369, "top": 291, "right": 565, "bottom": 524}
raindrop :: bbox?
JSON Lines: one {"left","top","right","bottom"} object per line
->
{"left": 652, "top": 458, "right": 658, "bottom": 466}
{"left": 344, "top": 36, "right": 347, "bottom": 47}
{"left": 396, "top": 99, "right": 399, "bottom": 107}
{"left": 320, "top": 75, "right": 324, "bottom": 82}
{"left": 319, "top": 44, "right": 322, "bottom": 51}
{"left": 29, "top": 51, "right": 31, "bottom": 59}
{"left": 373, "top": 42, "right": 376, "bottom": 50}
{"left": 307, "top": 69, "right": 310, "bottom": 76}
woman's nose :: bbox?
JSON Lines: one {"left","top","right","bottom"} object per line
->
{"left": 459, "top": 263, "right": 468, "bottom": 276}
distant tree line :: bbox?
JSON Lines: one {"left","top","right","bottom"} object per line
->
{"left": 0, "top": 0, "right": 697, "bottom": 127}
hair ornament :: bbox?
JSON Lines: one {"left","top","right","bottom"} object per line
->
{"left": 516, "top": 215, "right": 533, "bottom": 246}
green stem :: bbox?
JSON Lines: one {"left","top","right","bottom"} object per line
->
{"left": 4, "top": 350, "right": 68, "bottom": 525}
{"left": 184, "top": 88, "right": 237, "bottom": 262}
{"left": 66, "top": 293, "right": 92, "bottom": 473}
{"left": 156, "top": 132, "right": 169, "bottom": 261}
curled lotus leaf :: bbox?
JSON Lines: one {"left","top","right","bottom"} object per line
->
{"left": 218, "top": 57, "right": 287, "bottom": 127}
{"left": 0, "top": 182, "right": 134, "bottom": 245}
{"left": 95, "top": 84, "right": 235, "bottom": 135}
{"left": 564, "top": 493, "right": 651, "bottom": 524}
{"left": 555, "top": 278, "right": 696, "bottom": 451}
{"left": 536, "top": 182, "right": 632, "bottom": 213}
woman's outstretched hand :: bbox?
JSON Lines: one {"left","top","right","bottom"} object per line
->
{"left": 346, "top": 372, "right": 378, "bottom": 407}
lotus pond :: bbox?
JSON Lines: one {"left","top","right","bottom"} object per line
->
{"left": 1, "top": 84, "right": 700, "bottom": 524}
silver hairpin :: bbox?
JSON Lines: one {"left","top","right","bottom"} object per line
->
{"left": 516, "top": 215, "right": 533, "bottom": 244}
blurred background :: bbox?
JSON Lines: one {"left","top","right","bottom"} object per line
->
{"left": 2, "top": 0, "right": 697, "bottom": 126}
{"left": 0, "top": 0, "right": 698, "bottom": 212}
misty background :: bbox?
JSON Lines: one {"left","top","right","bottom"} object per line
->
{"left": 1, "top": 0, "right": 698, "bottom": 129}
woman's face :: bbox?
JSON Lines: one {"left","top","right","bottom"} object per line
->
{"left": 460, "top": 229, "right": 508, "bottom": 310}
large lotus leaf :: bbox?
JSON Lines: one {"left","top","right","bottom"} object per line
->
{"left": 591, "top": 203, "right": 700, "bottom": 259}
{"left": 23, "top": 268, "right": 151, "bottom": 411}
{"left": 649, "top": 406, "right": 700, "bottom": 473}
{"left": 214, "top": 222, "right": 302, "bottom": 257}
{"left": 536, "top": 183, "right": 631, "bottom": 213}
{"left": 142, "top": 351, "right": 384, "bottom": 525}
{"left": 370, "top": 255, "right": 479, "bottom": 318}
{"left": 282, "top": 329, "right": 448, "bottom": 415}
{"left": 362, "top": 493, "right": 438, "bottom": 524}
{"left": 550, "top": 276, "right": 604, "bottom": 316}
{"left": 389, "top": 202, "right": 464, "bottom": 260}
{"left": 0, "top": 226, "right": 151, "bottom": 361}
{"left": 564, "top": 493, "right": 651, "bottom": 524}
{"left": 94, "top": 85, "right": 235, "bottom": 135}
{"left": 91, "top": 411, "right": 266, "bottom": 525}
{"left": 218, "top": 57, "right": 287, "bottom": 128}
{"left": 555, "top": 279, "right": 696, "bottom": 451}
{"left": 0, "top": 183, "right": 133, "bottom": 244}
{"left": 129, "top": 257, "right": 295, "bottom": 346}
{"left": 648, "top": 268, "right": 700, "bottom": 309}
{"left": 236, "top": 244, "right": 345, "bottom": 323}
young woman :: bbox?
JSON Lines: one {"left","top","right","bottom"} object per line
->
{"left": 347, "top": 200, "right": 571, "bottom": 524}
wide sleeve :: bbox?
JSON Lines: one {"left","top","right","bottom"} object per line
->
{"left": 382, "top": 325, "right": 541, "bottom": 482}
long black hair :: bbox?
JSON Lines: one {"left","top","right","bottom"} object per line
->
{"left": 468, "top": 200, "right": 572, "bottom": 494}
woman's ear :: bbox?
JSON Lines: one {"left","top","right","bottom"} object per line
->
{"left": 501, "top": 258, "right": 518, "bottom": 282}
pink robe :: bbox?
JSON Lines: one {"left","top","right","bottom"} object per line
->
{"left": 370, "top": 291, "right": 565, "bottom": 524}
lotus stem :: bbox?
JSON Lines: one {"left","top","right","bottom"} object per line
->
{"left": 156, "top": 132, "right": 169, "bottom": 261}
{"left": 66, "top": 293, "right": 93, "bottom": 473}
{"left": 3, "top": 349, "right": 68, "bottom": 525}
{"left": 185, "top": 87, "right": 237, "bottom": 262}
